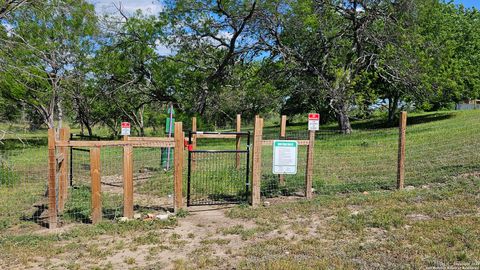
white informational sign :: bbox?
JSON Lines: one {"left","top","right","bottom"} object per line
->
{"left": 273, "top": 140, "right": 298, "bottom": 174}
{"left": 121, "top": 122, "right": 131, "bottom": 136}
{"left": 308, "top": 113, "right": 320, "bottom": 131}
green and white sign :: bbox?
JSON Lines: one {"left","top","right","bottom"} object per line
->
{"left": 273, "top": 140, "right": 298, "bottom": 174}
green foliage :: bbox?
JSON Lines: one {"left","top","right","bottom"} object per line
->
{"left": 0, "top": 163, "right": 18, "bottom": 186}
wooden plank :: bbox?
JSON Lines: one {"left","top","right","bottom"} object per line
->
{"left": 58, "top": 128, "right": 69, "bottom": 213}
{"left": 397, "top": 111, "right": 407, "bottom": 190}
{"left": 90, "top": 147, "right": 102, "bottom": 224}
{"left": 174, "top": 122, "right": 184, "bottom": 211}
{"left": 123, "top": 145, "right": 134, "bottom": 219}
{"left": 127, "top": 137, "right": 174, "bottom": 142}
{"left": 56, "top": 140, "right": 175, "bottom": 148}
{"left": 280, "top": 115, "right": 287, "bottom": 138}
{"left": 279, "top": 115, "right": 287, "bottom": 185}
{"left": 56, "top": 153, "right": 65, "bottom": 164}
{"left": 48, "top": 129, "right": 57, "bottom": 229}
{"left": 195, "top": 134, "right": 237, "bottom": 139}
{"left": 236, "top": 114, "right": 241, "bottom": 170}
{"left": 305, "top": 130, "right": 315, "bottom": 199}
{"left": 261, "top": 140, "right": 310, "bottom": 146}
{"left": 191, "top": 117, "right": 197, "bottom": 170}
{"left": 192, "top": 117, "right": 197, "bottom": 150}
{"left": 251, "top": 116, "right": 263, "bottom": 207}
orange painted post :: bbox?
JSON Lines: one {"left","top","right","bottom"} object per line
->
{"left": 48, "top": 129, "right": 57, "bottom": 229}
{"left": 397, "top": 111, "right": 407, "bottom": 189}
{"left": 123, "top": 145, "right": 134, "bottom": 219}
{"left": 251, "top": 116, "right": 263, "bottom": 207}
{"left": 305, "top": 130, "right": 315, "bottom": 199}
{"left": 279, "top": 115, "right": 287, "bottom": 185}
{"left": 236, "top": 114, "right": 241, "bottom": 169}
{"left": 174, "top": 122, "right": 184, "bottom": 211}
{"left": 90, "top": 147, "right": 102, "bottom": 224}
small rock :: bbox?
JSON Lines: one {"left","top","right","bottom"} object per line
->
{"left": 134, "top": 213, "right": 142, "bottom": 220}
{"left": 421, "top": 185, "right": 429, "bottom": 189}
{"left": 363, "top": 191, "right": 369, "bottom": 195}
{"left": 311, "top": 188, "right": 316, "bottom": 193}
{"left": 405, "top": 185, "right": 415, "bottom": 191}
{"left": 119, "top": 217, "right": 129, "bottom": 222}
{"left": 351, "top": 211, "right": 360, "bottom": 216}
{"left": 263, "top": 201, "right": 270, "bottom": 207}
{"left": 285, "top": 251, "right": 290, "bottom": 255}
{"left": 168, "top": 194, "right": 173, "bottom": 198}
{"left": 156, "top": 213, "right": 170, "bottom": 220}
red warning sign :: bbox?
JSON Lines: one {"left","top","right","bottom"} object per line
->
{"left": 121, "top": 122, "right": 131, "bottom": 136}
{"left": 308, "top": 113, "right": 320, "bottom": 120}
{"left": 308, "top": 113, "right": 320, "bottom": 131}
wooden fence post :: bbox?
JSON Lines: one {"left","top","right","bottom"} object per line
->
{"left": 397, "top": 111, "right": 407, "bottom": 189}
{"left": 58, "top": 128, "right": 70, "bottom": 213}
{"left": 236, "top": 114, "right": 242, "bottom": 169}
{"left": 48, "top": 129, "right": 57, "bottom": 229}
{"left": 305, "top": 130, "right": 315, "bottom": 199}
{"left": 279, "top": 115, "right": 287, "bottom": 185}
{"left": 192, "top": 117, "right": 197, "bottom": 149}
{"left": 174, "top": 122, "right": 184, "bottom": 211}
{"left": 123, "top": 145, "right": 134, "bottom": 219}
{"left": 251, "top": 116, "right": 263, "bottom": 207}
{"left": 90, "top": 147, "right": 102, "bottom": 224}
{"left": 191, "top": 117, "right": 197, "bottom": 170}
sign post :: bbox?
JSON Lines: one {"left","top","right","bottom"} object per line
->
{"left": 308, "top": 113, "right": 320, "bottom": 131}
{"left": 272, "top": 140, "right": 298, "bottom": 175}
{"left": 121, "top": 122, "right": 131, "bottom": 136}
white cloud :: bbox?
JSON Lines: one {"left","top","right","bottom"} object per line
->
{"left": 88, "top": 0, "right": 163, "bottom": 16}
{"left": 155, "top": 39, "right": 172, "bottom": 56}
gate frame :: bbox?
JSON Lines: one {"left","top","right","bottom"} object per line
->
{"left": 186, "top": 131, "right": 251, "bottom": 206}
{"left": 48, "top": 122, "right": 185, "bottom": 228}
{"left": 250, "top": 115, "right": 316, "bottom": 207}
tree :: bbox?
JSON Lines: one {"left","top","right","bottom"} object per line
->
{"left": 0, "top": 0, "right": 31, "bottom": 19}
{"left": 0, "top": 0, "right": 98, "bottom": 129}
{"left": 92, "top": 10, "right": 177, "bottom": 136}
{"left": 256, "top": 0, "right": 424, "bottom": 132}
{"left": 162, "top": 0, "right": 261, "bottom": 116}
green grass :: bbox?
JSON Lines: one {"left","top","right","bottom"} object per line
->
{"left": 227, "top": 178, "right": 480, "bottom": 269}
{"left": 0, "top": 110, "right": 479, "bottom": 269}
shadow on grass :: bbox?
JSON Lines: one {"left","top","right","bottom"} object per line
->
{"left": 283, "top": 112, "right": 456, "bottom": 132}
{"left": 351, "top": 112, "right": 455, "bottom": 130}
{"left": 20, "top": 204, "right": 49, "bottom": 228}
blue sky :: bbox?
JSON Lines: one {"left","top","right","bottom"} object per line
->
{"left": 88, "top": 0, "right": 479, "bottom": 15}
{"left": 454, "top": 0, "right": 480, "bottom": 8}
{"left": 88, "top": 0, "right": 163, "bottom": 15}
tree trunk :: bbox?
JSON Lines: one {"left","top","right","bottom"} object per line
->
{"left": 85, "top": 121, "right": 93, "bottom": 137}
{"left": 138, "top": 105, "right": 145, "bottom": 137}
{"left": 387, "top": 95, "right": 399, "bottom": 125}
{"left": 57, "top": 97, "right": 63, "bottom": 129}
{"left": 46, "top": 114, "right": 55, "bottom": 129}
{"left": 333, "top": 100, "right": 352, "bottom": 134}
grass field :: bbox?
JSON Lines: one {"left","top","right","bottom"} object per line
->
{"left": 0, "top": 110, "right": 478, "bottom": 269}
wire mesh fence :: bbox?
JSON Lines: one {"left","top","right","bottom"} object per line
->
{"left": 63, "top": 146, "right": 175, "bottom": 224}
{"left": 0, "top": 111, "right": 478, "bottom": 229}
{"left": 187, "top": 151, "right": 249, "bottom": 206}
{"left": 0, "top": 143, "right": 48, "bottom": 230}
{"left": 313, "top": 129, "right": 399, "bottom": 194}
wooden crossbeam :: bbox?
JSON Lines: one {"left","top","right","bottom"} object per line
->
{"left": 56, "top": 140, "right": 175, "bottom": 148}
{"left": 261, "top": 140, "right": 310, "bottom": 146}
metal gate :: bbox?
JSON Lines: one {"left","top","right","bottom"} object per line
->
{"left": 187, "top": 131, "right": 250, "bottom": 206}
